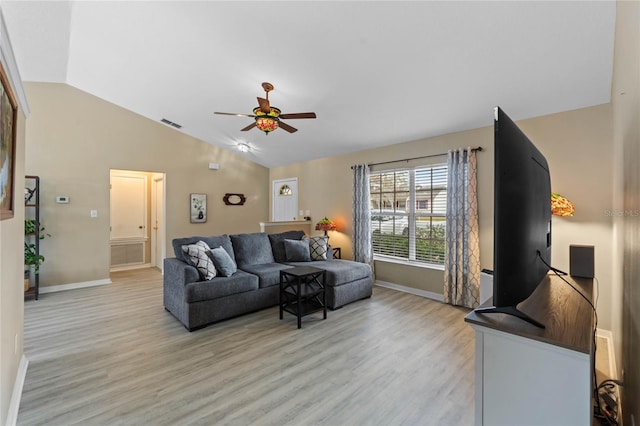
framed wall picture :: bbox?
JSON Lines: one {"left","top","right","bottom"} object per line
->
{"left": 0, "top": 62, "right": 17, "bottom": 220}
{"left": 190, "top": 193, "right": 207, "bottom": 223}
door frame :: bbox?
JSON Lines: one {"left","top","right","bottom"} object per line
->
{"left": 151, "top": 173, "right": 166, "bottom": 273}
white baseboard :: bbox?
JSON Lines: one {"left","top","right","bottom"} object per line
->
{"left": 5, "top": 355, "right": 28, "bottom": 426}
{"left": 375, "top": 280, "right": 445, "bottom": 302}
{"left": 596, "top": 328, "right": 618, "bottom": 379}
{"left": 39, "top": 278, "right": 111, "bottom": 294}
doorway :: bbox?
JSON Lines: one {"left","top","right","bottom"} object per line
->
{"left": 109, "top": 169, "right": 166, "bottom": 272}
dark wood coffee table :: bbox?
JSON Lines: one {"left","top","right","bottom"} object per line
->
{"left": 279, "top": 266, "right": 327, "bottom": 329}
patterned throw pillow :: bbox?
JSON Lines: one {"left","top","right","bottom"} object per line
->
{"left": 181, "top": 241, "right": 217, "bottom": 280}
{"left": 307, "top": 236, "right": 329, "bottom": 261}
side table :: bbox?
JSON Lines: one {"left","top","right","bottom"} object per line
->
{"left": 279, "top": 266, "right": 327, "bottom": 329}
{"left": 332, "top": 247, "right": 341, "bottom": 259}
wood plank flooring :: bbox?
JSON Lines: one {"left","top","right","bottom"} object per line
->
{"left": 19, "top": 268, "right": 475, "bottom": 426}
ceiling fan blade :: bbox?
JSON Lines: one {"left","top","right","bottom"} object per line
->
{"left": 278, "top": 121, "right": 298, "bottom": 133}
{"left": 257, "top": 97, "right": 270, "bottom": 113}
{"left": 279, "top": 112, "right": 317, "bottom": 120}
{"left": 214, "top": 112, "right": 256, "bottom": 118}
{"left": 240, "top": 122, "right": 257, "bottom": 132}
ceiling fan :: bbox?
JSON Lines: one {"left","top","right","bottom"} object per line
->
{"left": 214, "top": 82, "right": 316, "bottom": 134}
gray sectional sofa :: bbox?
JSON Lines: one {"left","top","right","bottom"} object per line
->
{"left": 163, "top": 230, "right": 373, "bottom": 331}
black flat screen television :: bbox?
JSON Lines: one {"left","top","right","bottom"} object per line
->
{"left": 475, "top": 107, "right": 551, "bottom": 328}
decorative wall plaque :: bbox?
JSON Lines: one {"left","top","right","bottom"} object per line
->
{"left": 223, "top": 193, "right": 246, "bottom": 206}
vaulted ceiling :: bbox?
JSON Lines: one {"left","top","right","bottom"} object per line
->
{"left": 2, "top": 1, "right": 616, "bottom": 168}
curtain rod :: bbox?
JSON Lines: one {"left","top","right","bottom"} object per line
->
{"left": 351, "top": 146, "right": 483, "bottom": 169}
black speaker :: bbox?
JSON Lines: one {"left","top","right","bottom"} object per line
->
{"left": 570, "top": 245, "right": 594, "bottom": 278}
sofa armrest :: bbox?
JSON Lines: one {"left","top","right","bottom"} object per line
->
{"left": 164, "top": 257, "right": 200, "bottom": 286}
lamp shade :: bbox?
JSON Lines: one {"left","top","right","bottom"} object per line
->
{"left": 315, "top": 217, "right": 337, "bottom": 234}
{"left": 551, "top": 193, "right": 575, "bottom": 217}
{"left": 253, "top": 106, "right": 281, "bottom": 134}
{"left": 255, "top": 116, "right": 278, "bottom": 133}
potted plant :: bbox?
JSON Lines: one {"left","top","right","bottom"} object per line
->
{"left": 24, "top": 219, "right": 50, "bottom": 291}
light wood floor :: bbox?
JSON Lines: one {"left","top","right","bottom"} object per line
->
{"left": 19, "top": 268, "right": 475, "bottom": 425}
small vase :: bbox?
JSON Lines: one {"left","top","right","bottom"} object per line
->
{"left": 198, "top": 211, "right": 204, "bottom": 220}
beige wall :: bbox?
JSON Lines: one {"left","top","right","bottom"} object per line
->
{"left": 613, "top": 0, "right": 640, "bottom": 421}
{"left": 0, "top": 105, "right": 25, "bottom": 424}
{"left": 24, "top": 82, "right": 270, "bottom": 288}
{"left": 270, "top": 103, "right": 616, "bottom": 330}
{"left": 518, "top": 105, "right": 614, "bottom": 331}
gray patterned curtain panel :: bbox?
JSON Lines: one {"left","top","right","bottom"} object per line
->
{"left": 444, "top": 148, "right": 480, "bottom": 308}
{"left": 352, "top": 164, "right": 373, "bottom": 267}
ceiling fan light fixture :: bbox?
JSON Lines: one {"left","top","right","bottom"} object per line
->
{"left": 256, "top": 117, "right": 278, "bottom": 134}
{"left": 216, "top": 83, "right": 314, "bottom": 134}
{"left": 253, "top": 106, "right": 281, "bottom": 134}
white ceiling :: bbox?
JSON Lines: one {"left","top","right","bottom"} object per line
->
{"left": 2, "top": 1, "right": 616, "bottom": 168}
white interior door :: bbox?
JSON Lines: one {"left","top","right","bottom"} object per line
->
{"left": 110, "top": 170, "right": 149, "bottom": 270}
{"left": 151, "top": 174, "right": 165, "bottom": 271}
{"left": 110, "top": 172, "right": 147, "bottom": 240}
{"left": 272, "top": 178, "right": 298, "bottom": 221}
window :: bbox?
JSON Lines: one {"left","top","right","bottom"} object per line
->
{"left": 279, "top": 184, "right": 293, "bottom": 196}
{"left": 370, "top": 164, "right": 447, "bottom": 265}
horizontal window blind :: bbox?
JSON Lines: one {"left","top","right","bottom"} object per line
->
{"left": 370, "top": 164, "right": 447, "bottom": 265}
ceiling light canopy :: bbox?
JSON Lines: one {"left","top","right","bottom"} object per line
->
{"left": 237, "top": 143, "right": 250, "bottom": 153}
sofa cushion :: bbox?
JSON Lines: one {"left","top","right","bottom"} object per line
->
{"left": 173, "top": 235, "right": 235, "bottom": 264}
{"left": 240, "top": 263, "right": 293, "bottom": 288}
{"left": 230, "top": 232, "right": 275, "bottom": 267}
{"left": 181, "top": 241, "right": 217, "bottom": 280}
{"left": 184, "top": 270, "right": 259, "bottom": 303}
{"left": 307, "top": 235, "right": 329, "bottom": 260}
{"left": 283, "top": 259, "right": 372, "bottom": 287}
{"left": 284, "top": 239, "right": 311, "bottom": 262}
{"left": 207, "top": 246, "right": 237, "bottom": 277}
{"left": 268, "top": 230, "right": 306, "bottom": 262}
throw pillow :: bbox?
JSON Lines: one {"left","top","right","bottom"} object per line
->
{"left": 207, "top": 246, "right": 238, "bottom": 277}
{"left": 308, "top": 235, "right": 329, "bottom": 261}
{"left": 181, "top": 241, "right": 217, "bottom": 280}
{"left": 229, "top": 232, "right": 275, "bottom": 267}
{"left": 284, "top": 239, "right": 311, "bottom": 262}
{"left": 268, "top": 230, "right": 306, "bottom": 262}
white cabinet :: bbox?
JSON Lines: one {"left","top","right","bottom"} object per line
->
{"left": 465, "top": 274, "right": 594, "bottom": 426}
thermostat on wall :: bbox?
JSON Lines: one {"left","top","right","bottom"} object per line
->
{"left": 56, "top": 196, "right": 70, "bottom": 204}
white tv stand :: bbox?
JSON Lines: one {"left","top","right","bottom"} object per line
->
{"left": 465, "top": 274, "right": 594, "bottom": 426}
